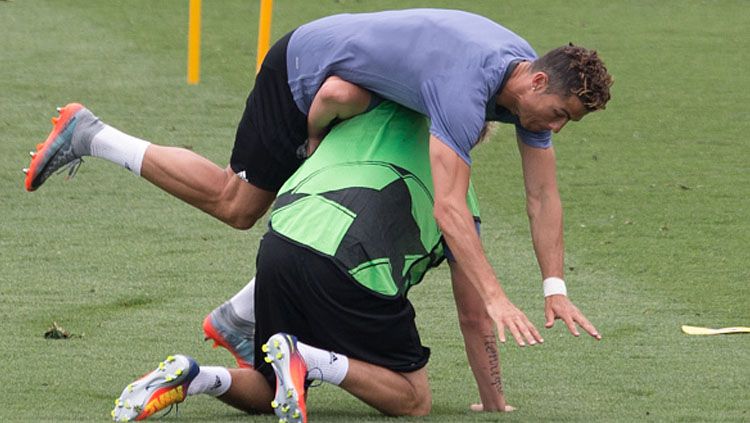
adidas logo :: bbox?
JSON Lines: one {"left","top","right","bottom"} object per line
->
{"left": 328, "top": 352, "right": 338, "bottom": 365}
{"left": 210, "top": 375, "right": 222, "bottom": 390}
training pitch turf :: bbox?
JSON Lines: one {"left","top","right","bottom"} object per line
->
{"left": 1, "top": 1, "right": 748, "bottom": 421}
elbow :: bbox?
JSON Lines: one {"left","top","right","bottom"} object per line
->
{"left": 317, "top": 83, "right": 348, "bottom": 106}
{"left": 317, "top": 77, "right": 368, "bottom": 111}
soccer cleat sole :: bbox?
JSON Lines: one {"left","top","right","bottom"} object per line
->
{"left": 264, "top": 334, "right": 307, "bottom": 423}
{"left": 111, "top": 355, "right": 198, "bottom": 422}
{"left": 25, "top": 103, "right": 84, "bottom": 191}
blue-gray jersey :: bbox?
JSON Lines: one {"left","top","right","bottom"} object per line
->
{"left": 286, "top": 8, "right": 552, "bottom": 164}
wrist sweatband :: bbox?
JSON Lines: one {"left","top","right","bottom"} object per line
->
{"left": 543, "top": 277, "right": 567, "bottom": 297}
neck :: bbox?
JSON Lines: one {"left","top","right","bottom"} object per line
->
{"left": 497, "top": 61, "right": 532, "bottom": 115}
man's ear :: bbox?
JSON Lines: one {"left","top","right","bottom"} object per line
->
{"left": 531, "top": 72, "right": 549, "bottom": 92}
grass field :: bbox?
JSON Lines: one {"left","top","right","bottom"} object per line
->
{"left": 1, "top": 0, "right": 749, "bottom": 421}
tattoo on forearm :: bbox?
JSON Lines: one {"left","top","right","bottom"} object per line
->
{"left": 483, "top": 335, "right": 504, "bottom": 394}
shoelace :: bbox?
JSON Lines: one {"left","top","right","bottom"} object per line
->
{"left": 305, "top": 368, "right": 323, "bottom": 388}
{"left": 56, "top": 157, "right": 84, "bottom": 180}
{"left": 156, "top": 403, "right": 178, "bottom": 420}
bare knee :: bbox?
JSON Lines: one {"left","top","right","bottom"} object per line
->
{"left": 223, "top": 206, "right": 262, "bottom": 230}
{"left": 217, "top": 171, "right": 275, "bottom": 230}
{"left": 389, "top": 372, "right": 431, "bottom": 417}
{"left": 401, "top": 388, "right": 431, "bottom": 416}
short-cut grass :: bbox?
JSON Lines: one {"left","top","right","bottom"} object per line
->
{"left": 1, "top": 0, "right": 748, "bottom": 421}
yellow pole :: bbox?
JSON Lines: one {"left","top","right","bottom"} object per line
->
{"left": 256, "top": 0, "right": 273, "bottom": 74}
{"left": 187, "top": 0, "right": 202, "bottom": 84}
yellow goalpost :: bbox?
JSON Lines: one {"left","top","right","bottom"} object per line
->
{"left": 187, "top": 0, "right": 274, "bottom": 85}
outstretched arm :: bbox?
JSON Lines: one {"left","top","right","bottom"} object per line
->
{"left": 429, "top": 136, "right": 542, "bottom": 347}
{"left": 449, "top": 259, "right": 513, "bottom": 412}
{"left": 517, "top": 139, "right": 600, "bottom": 339}
{"left": 306, "top": 76, "right": 373, "bottom": 155}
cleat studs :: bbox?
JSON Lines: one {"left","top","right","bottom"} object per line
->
{"left": 29, "top": 151, "right": 36, "bottom": 157}
{"left": 165, "top": 375, "right": 175, "bottom": 382}
{"left": 292, "top": 411, "right": 300, "bottom": 418}
{"left": 264, "top": 356, "right": 273, "bottom": 363}
{"left": 286, "top": 389, "right": 293, "bottom": 398}
{"left": 127, "top": 384, "right": 133, "bottom": 393}
{"left": 281, "top": 404, "right": 290, "bottom": 412}
{"left": 22, "top": 168, "right": 29, "bottom": 175}
{"left": 175, "top": 369, "right": 183, "bottom": 376}
{"left": 158, "top": 362, "right": 166, "bottom": 371}
{"left": 261, "top": 344, "right": 269, "bottom": 353}
{"left": 56, "top": 107, "right": 62, "bottom": 113}
{"left": 166, "top": 355, "right": 175, "bottom": 362}
{"left": 273, "top": 340, "right": 280, "bottom": 348}
{"left": 111, "top": 410, "right": 116, "bottom": 418}
{"left": 271, "top": 400, "right": 279, "bottom": 409}
{"left": 51, "top": 117, "right": 59, "bottom": 125}
{"left": 276, "top": 352, "right": 283, "bottom": 360}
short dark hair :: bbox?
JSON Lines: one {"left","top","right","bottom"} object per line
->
{"left": 532, "top": 43, "right": 613, "bottom": 111}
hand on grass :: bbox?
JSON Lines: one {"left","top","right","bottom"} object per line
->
{"left": 470, "top": 403, "right": 516, "bottom": 412}
{"left": 490, "top": 297, "right": 544, "bottom": 347}
{"left": 544, "top": 295, "right": 601, "bottom": 339}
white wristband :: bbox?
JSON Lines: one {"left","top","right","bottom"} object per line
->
{"left": 543, "top": 277, "right": 567, "bottom": 297}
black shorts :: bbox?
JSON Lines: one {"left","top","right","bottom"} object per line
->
{"left": 252, "top": 232, "right": 430, "bottom": 387}
{"left": 230, "top": 30, "right": 307, "bottom": 192}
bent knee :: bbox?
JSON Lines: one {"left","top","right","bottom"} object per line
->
{"left": 218, "top": 171, "right": 275, "bottom": 229}
{"left": 398, "top": 389, "right": 431, "bottom": 417}
{"left": 224, "top": 214, "right": 257, "bottom": 230}
{"left": 219, "top": 197, "right": 263, "bottom": 230}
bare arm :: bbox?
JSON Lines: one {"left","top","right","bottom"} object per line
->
{"left": 449, "top": 259, "right": 513, "bottom": 412}
{"left": 306, "top": 76, "right": 372, "bottom": 155}
{"left": 429, "top": 136, "right": 542, "bottom": 347}
{"left": 518, "top": 139, "right": 564, "bottom": 279}
{"left": 517, "top": 140, "right": 600, "bottom": 339}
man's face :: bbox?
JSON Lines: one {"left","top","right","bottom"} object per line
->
{"left": 516, "top": 74, "right": 588, "bottom": 133}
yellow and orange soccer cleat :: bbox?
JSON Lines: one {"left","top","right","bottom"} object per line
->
{"left": 263, "top": 333, "right": 309, "bottom": 423}
{"left": 111, "top": 355, "right": 199, "bottom": 422}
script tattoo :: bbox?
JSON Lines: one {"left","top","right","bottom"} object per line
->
{"left": 483, "top": 335, "right": 504, "bottom": 394}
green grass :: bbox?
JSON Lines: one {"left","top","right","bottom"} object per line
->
{"left": 1, "top": 0, "right": 748, "bottom": 421}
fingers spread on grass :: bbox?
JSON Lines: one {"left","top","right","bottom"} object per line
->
{"left": 470, "top": 403, "right": 515, "bottom": 412}
{"left": 545, "top": 307, "right": 556, "bottom": 328}
{"left": 528, "top": 318, "right": 544, "bottom": 343}
{"left": 518, "top": 316, "right": 542, "bottom": 345}
{"left": 576, "top": 314, "right": 601, "bottom": 339}
{"left": 497, "top": 323, "right": 507, "bottom": 344}
{"left": 564, "top": 315, "right": 581, "bottom": 337}
{"left": 508, "top": 321, "right": 526, "bottom": 347}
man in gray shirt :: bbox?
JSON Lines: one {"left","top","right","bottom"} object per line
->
{"left": 25, "top": 8, "right": 612, "bottom": 366}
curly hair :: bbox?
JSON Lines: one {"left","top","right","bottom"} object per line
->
{"left": 531, "top": 43, "right": 613, "bottom": 111}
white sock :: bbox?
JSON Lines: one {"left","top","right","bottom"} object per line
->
{"left": 296, "top": 342, "right": 349, "bottom": 386}
{"left": 90, "top": 125, "right": 151, "bottom": 176}
{"left": 229, "top": 277, "right": 255, "bottom": 322}
{"left": 186, "top": 366, "right": 231, "bottom": 397}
